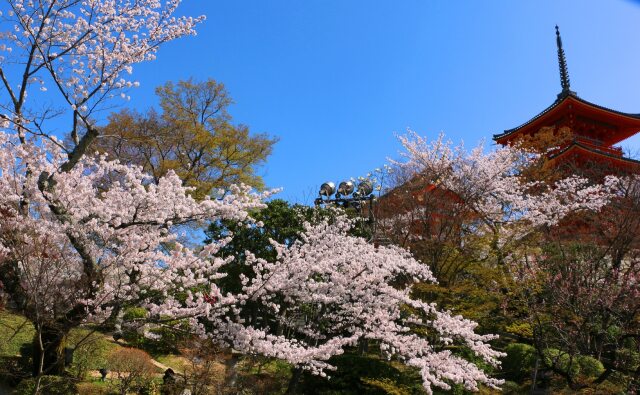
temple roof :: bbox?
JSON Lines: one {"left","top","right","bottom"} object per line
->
{"left": 549, "top": 140, "right": 640, "bottom": 170}
{"left": 493, "top": 93, "right": 640, "bottom": 144}
{"left": 494, "top": 26, "right": 640, "bottom": 147}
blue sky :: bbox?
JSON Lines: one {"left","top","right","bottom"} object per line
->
{"left": 124, "top": 0, "right": 640, "bottom": 203}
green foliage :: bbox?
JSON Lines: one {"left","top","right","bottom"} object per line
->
{"left": 95, "top": 78, "right": 277, "bottom": 197}
{"left": 66, "top": 329, "right": 115, "bottom": 380}
{"left": 504, "top": 322, "right": 533, "bottom": 340}
{"left": 14, "top": 375, "right": 76, "bottom": 395}
{"left": 360, "top": 377, "right": 414, "bottom": 395}
{"left": 121, "top": 325, "right": 187, "bottom": 356}
{"left": 232, "top": 356, "right": 292, "bottom": 394}
{"left": 577, "top": 355, "right": 604, "bottom": 378}
{"left": 206, "top": 199, "right": 315, "bottom": 294}
{"left": 122, "top": 307, "right": 147, "bottom": 321}
{"left": 543, "top": 348, "right": 580, "bottom": 378}
{"left": 615, "top": 345, "right": 640, "bottom": 373}
{"left": 118, "top": 308, "right": 189, "bottom": 355}
{"left": 502, "top": 343, "right": 536, "bottom": 382}
{"left": 297, "top": 353, "right": 425, "bottom": 395}
{"left": 410, "top": 264, "right": 507, "bottom": 334}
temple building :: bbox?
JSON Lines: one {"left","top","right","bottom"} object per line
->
{"left": 493, "top": 26, "right": 640, "bottom": 174}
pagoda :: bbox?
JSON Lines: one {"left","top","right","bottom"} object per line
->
{"left": 493, "top": 26, "right": 640, "bottom": 173}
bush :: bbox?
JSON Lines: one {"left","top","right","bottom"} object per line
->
{"left": 67, "top": 330, "right": 113, "bottom": 379}
{"left": 615, "top": 347, "right": 640, "bottom": 373}
{"left": 577, "top": 355, "right": 605, "bottom": 378}
{"left": 504, "top": 322, "right": 533, "bottom": 339}
{"left": 543, "top": 348, "right": 580, "bottom": 378}
{"left": 360, "top": 377, "right": 413, "bottom": 395}
{"left": 297, "top": 353, "right": 425, "bottom": 395}
{"left": 14, "top": 375, "right": 76, "bottom": 395}
{"left": 121, "top": 322, "right": 187, "bottom": 355}
{"left": 122, "top": 307, "right": 148, "bottom": 321}
{"left": 107, "top": 347, "right": 156, "bottom": 395}
{"left": 502, "top": 343, "right": 536, "bottom": 382}
{"left": 501, "top": 380, "right": 526, "bottom": 394}
{"left": 0, "top": 355, "right": 30, "bottom": 386}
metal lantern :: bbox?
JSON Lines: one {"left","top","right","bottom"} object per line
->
{"left": 337, "top": 181, "right": 354, "bottom": 196}
{"left": 319, "top": 182, "right": 335, "bottom": 197}
{"left": 357, "top": 180, "right": 373, "bottom": 196}
{"left": 314, "top": 177, "right": 375, "bottom": 239}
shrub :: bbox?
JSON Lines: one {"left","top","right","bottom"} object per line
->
{"left": 615, "top": 347, "right": 640, "bottom": 373}
{"left": 502, "top": 343, "right": 536, "bottom": 382}
{"left": 67, "top": 330, "right": 113, "bottom": 380}
{"left": 121, "top": 321, "right": 187, "bottom": 355}
{"left": 577, "top": 355, "right": 605, "bottom": 378}
{"left": 14, "top": 375, "right": 76, "bottom": 395}
{"left": 107, "top": 347, "right": 156, "bottom": 395}
{"left": 297, "top": 353, "right": 424, "bottom": 395}
{"left": 504, "top": 322, "right": 533, "bottom": 339}
{"left": 542, "top": 348, "right": 580, "bottom": 378}
{"left": 122, "top": 307, "right": 148, "bottom": 321}
{"left": 77, "top": 382, "right": 111, "bottom": 395}
{"left": 360, "top": 377, "right": 413, "bottom": 395}
{"left": 0, "top": 355, "right": 30, "bottom": 386}
{"left": 500, "top": 380, "right": 526, "bottom": 394}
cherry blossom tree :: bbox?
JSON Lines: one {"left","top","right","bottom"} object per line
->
{"left": 377, "top": 131, "right": 617, "bottom": 289}
{"left": 0, "top": 135, "right": 507, "bottom": 392}
{"left": 0, "top": 131, "right": 268, "bottom": 375}
{"left": 0, "top": 0, "right": 204, "bottom": 153}
{"left": 202, "top": 214, "right": 505, "bottom": 394}
{"left": 379, "top": 131, "right": 640, "bottom": 391}
{"left": 518, "top": 175, "right": 640, "bottom": 391}
{"left": 0, "top": 3, "right": 524, "bottom": 392}
{"left": 0, "top": 0, "right": 209, "bottom": 376}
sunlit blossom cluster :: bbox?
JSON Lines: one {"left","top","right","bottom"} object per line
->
{"left": 214, "top": 215, "right": 505, "bottom": 393}
{"left": 392, "top": 131, "right": 617, "bottom": 243}
{"left": 0, "top": 3, "right": 511, "bottom": 392}
{"left": 0, "top": 132, "right": 506, "bottom": 393}
{"left": 0, "top": 0, "right": 204, "bottom": 128}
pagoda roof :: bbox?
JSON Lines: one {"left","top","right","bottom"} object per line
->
{"left": 494, "top": 93, "right": 640, "bottom": 145}
{"left": 495, "top": 26, "right": 640, "bottom": 147}
{"left": 548, "top": 140, "right": 640, "bottom": 171}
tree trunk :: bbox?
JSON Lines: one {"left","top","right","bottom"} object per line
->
{"left": 224, "top": 351, "right": 241, "bottom": 390}
{"left": 32, "top": 326, "right": 67, "bottom": 376}
{"left": 285, "top": 367, "right": 302, "bottom": 394}
{"left": 358, "top": 337, "right": 369, "bottom": 355}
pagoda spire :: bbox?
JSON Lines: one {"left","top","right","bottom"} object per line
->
{"left": 555, "top": 25, "right": 576, "bottom": 99}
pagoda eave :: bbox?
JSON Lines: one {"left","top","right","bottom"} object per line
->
{"left": 494, "top": 94, "right": 640, "bottom": 147}
{"left": 548, "top": 142, "right": 640, "bottom": 173}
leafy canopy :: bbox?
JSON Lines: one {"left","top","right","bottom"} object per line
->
{"left": 95, "top": 78, "right": 277, "bottom": 198}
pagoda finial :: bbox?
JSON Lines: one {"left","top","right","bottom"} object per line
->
{"left": 555, "top": 25, "right": 575, "bottom": 98}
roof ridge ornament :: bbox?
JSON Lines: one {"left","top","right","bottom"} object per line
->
{"left": 555, "top": 25, "right": 577, "bottom": 99}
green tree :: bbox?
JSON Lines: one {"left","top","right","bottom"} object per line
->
{"left": 205, "top": 201, "right": 430, "bottom": 394}
{"left": 206, "top": 199, "right": 314, "bottom": 294}
{"left": 95, "top": 78, "right": 277, "bottom": 198}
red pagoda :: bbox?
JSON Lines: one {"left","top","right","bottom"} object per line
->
{"left": 493, "top": 26, "right": 640, "bottom": 173}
